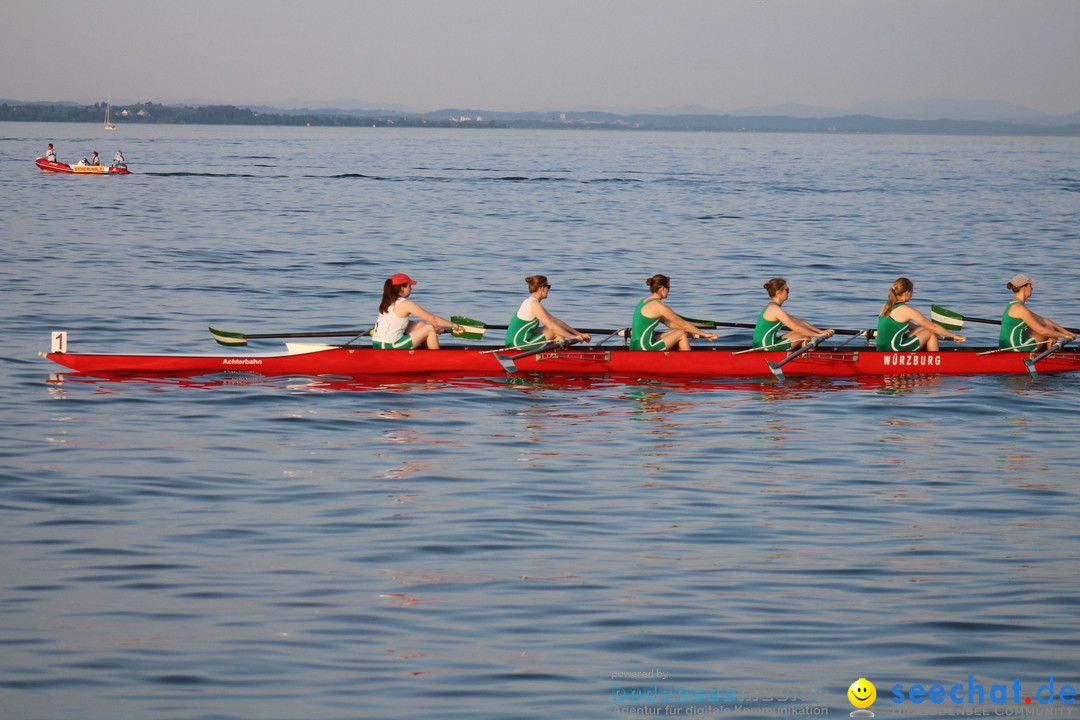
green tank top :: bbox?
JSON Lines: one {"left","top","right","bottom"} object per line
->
{"left": 753, "top": 302, "right": 783, "bottom": 348}
{"left": 876, "top": 303, "right": 920, "bottom": 352}
{"left": 505, "top": 298, "right": 543, "bottom": 348}
{"left": 999, "top": 300, "right": 1035, "bottom": 350}
{"left": 631, "top": 298, "right": 665, "bottom": 351}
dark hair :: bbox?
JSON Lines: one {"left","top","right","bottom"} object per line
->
{"left": 1006, "top": 281, "right": 1029, "bottom": 292}
{"left": 763, "top": 278, "right": 787, "bottom": 296}
{"left": 880, "top": 277, "right": 913, "bottom": 317}
{"left": 526, "top": 275, "right": 549, "bottom": 293}
{"left": 379, "top": 278, "right": 408, "bottom": 314}
{"left": 646, "top": 274, "right": 670, "bottom": 293}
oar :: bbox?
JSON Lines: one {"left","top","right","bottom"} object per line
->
{"left": 1024, "top": 339, "right": 1072, "bottom": 378}
{"left": 680, "top": 315, "right": 865, "bottom": 337}
{"left": 732, "top": 338, "right": 798, "bottom": 355}
{"left": 209, "top": 326, "right": 371, "bottom": 347}
{"left": 451, "top": 316, "right": 626, "bottom": 341}
{"left": 766, "top": 330, "right": 836, "bottom": 381}
{"left": 931, "top": 304, "right": 1080, "bottom": 335}
{"left": 494, "top": 338, "right": 582, "bottom": 373}
{"left": 479, "top": 340, "right": 551, "bottom": 355}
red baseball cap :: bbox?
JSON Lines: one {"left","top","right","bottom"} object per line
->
{"left": 390, "top": 273, "right": 417, "bottom": 286}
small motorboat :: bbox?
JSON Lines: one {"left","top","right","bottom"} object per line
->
{"left": 35, "top": 157, "right": 130, "bottom": 175}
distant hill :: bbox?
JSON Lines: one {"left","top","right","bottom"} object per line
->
{"left": 726, "top": 99, "right": 1077, "bottom": 126}
{"left": 2, "top": 99, "right": 1078, "bottom": 135}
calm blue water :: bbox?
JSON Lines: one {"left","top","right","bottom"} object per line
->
{"left": 2, "top": 123, "right": 1079, "bottom": 719}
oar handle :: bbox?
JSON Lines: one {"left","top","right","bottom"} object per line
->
{"left": 484, "top": 324, "right": 623, "bottom": 335}
{"left": 681, "top": 316, "right": 862, "bottom": 336}
{"left": 209, "top": 326, "right": 371, "bottom": 346}
{"left": 452, "top": 316, "right": 622, "bottom": 340}
{"left": 247, "top": 330, "right": 368, "bottom": 339}
{"left": 933, "top": 306, "right": 1080, "bottom": 336}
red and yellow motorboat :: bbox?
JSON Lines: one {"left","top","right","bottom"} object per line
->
{"left": 40, "top": 332, "right": 1080, "bottom": 380}
{"left": 35, "top": 157, "right": 130, "bottom": 175}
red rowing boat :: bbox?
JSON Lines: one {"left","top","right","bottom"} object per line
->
{"left": 40, "top": 335, "right": 1080, "bottom": 379}
{"left": 35, "top": 157, "right": 131, "bottom": 175}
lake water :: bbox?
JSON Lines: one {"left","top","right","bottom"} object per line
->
{"left": 2, "top": 123, "right": 1079, "bottom": 719}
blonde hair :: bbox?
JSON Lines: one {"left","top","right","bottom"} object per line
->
{"left": 880, "top": 277, "right": 913, "bottom": 317}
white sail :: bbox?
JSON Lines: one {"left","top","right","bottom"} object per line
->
{"left": 104, "top": 97, "right": 117, "bottom": 130}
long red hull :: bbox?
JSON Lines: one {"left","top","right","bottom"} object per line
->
{"left": 35, "top": 157, "right": 131, "bottom": 175}
{"left": 41, "top": 344, "right": 1080, "bottom": 378}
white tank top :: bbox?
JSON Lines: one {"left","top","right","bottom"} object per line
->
{"left": 516, "top": 296, "right": 538, "bottom": 322}
{"left": 373, "top": 299, "right": 410, "bottom": 343}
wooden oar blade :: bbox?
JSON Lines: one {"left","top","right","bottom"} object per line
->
{"left": 209, "top": 327, "right": 249, "bottom": 347}
{"left": 451, "top": 315, "right": 488, "bottom": 340}
{"left": 931, "top": 305, "right": 965, "bottom": 332}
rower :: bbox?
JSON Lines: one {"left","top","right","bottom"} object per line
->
{"left": 372, "top": 273, "right": 461, "bottom": 349}
{"left": 876, "top": 277, "right": 965, "bottom": 351}
{"left": 753, "top": 278, "right": 832, "bottom": 350}
{"left": 505, "top": 275, "right": 592, "bottom": 350}
{"left": 1000, "top": 273, "right": 1076, "bottom": 351}
{"left": 630, "top": 274, "right": 717, "bottom": 351}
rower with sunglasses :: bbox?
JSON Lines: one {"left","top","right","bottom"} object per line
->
{"left": 505, "top": 275, "right": 592, "bottom": 350}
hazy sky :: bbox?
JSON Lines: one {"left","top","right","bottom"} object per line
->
{"left": 3, "top": 0, "right": 1078, "bottom": 114}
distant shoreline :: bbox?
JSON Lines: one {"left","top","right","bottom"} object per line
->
{"left": 3, "top": 101, "right": 1079, "bottom": 136}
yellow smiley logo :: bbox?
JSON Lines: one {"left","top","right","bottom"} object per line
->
{"left": 848, "top": 678, "right": 876, "bottom": 709}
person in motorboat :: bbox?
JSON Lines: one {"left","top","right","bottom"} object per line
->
{"left": 372, "top": 273, "right": 462, "bottom": 349}
{"left": 753, "top": 277, "right": 832, "bottom": 350}
{"left": 630, "top": 274, "right": 718, "bottom": 351}
{"left": 111, "top": 150, "right": 126, "bottom": 169}
{"left": 90, "top": 151, "right": 100, "bottom": 166}
{"left": 877, "top": 277, "right": 966, "bottom": 351}
{"left": 999, "top": 274, "right": 1076, "bottom": 351}
{"left": 505, "top": 275, "right": 592, "bottom": 350}
{"left": 46, "top": 143, "right": 57, "bottom": 162}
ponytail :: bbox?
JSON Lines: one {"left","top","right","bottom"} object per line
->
{"left": 880, "top": 277, "right": 913, "bottom": 317}
{"left": 379, "top": 279, "right": 406, "bottom": 314}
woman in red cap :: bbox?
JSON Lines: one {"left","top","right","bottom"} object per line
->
{"left": 999, "top": 273, "right": 1076, "bottom": 351}
{"left": 373, "top": 273, "right": 461, "bottom": 349}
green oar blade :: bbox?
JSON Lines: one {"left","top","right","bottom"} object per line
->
{"left": 208, "top": 326, "right": 248, "bottom": 347}
{"left": 451, "top": 315, "right": 488, "bottom": 341}
{"left": 930, "top": 305, "right": 965, "bottom": 332}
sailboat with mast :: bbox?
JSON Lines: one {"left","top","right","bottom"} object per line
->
{"left": 104, "top": 97, "right": 117, "bottom": 130}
